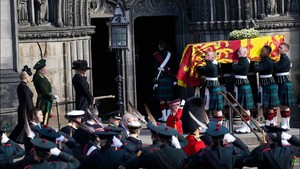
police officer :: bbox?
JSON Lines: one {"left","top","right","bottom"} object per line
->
{"left": 33, "top": 59, "right": 58, "bottom": 124}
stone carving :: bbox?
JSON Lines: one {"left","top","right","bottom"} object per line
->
{"left": 286, "top": 0, "right": 299, "bottom": 15}
{"left": 265, "top": 0, "right": 278, "bottom": 15}
{"left": 34, "top": 0, "right": 49, "bottom": 25}
{"left": 201, "top": 0, "right": 209, "bottom": 21}
{"left": 18, "top": 0, "right": 29, "bottom": 24}
{"left": 244, "top": 0, "right": 252, "bottom": 20}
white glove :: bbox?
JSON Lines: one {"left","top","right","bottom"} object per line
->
{"left": 198, "top": 126, "right": 206, "bottom": 133}
{"left": 171, "top": 135, "right": 181, "bottom": 149}
{"left": 27, "top": 131, "right": 35, "bottom": 139}
{"left": 1, "top": 133, "right": 9, "bottom": 144}
{"left": 56, "top": 135, "right": 65, "bottom": 142}
{"left": 281, "top": 139, "right": 290, "bottom": 146}
{"left": 173, "top": 81, "right": 177, "bottom": 86}
{"left": 153, "top": 84, "right": 158, "bottom": 89}
{"left": 50, "top": 147, "right": 61, "bottom": 156}
{"left": 224, "top": 133, "right": 236, "bottom": 143}
{"left": 180, "top": 100, "right": 185, "bottom": 107}
{"left": 158, "top": 67, "right": 164, "bottom": 71}
{"left": 54, "top": 95, "right": 59, "bottom": 101}
{"left": 112, "top": 136, "right": 123, "bottom": 148}
{"left": 281, "top": 132, "right": 292, "bottom": 140}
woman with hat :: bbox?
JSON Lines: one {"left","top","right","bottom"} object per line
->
{"left": 166, "top": 98, "right": 184, "bottom": 134}
{"left": 9, "top": 65, "right": 34, "bottom": 144}
{"left": 72, "top": 60, "right": 94, "bottom": 121}
{"left": 32, "top": 59, "right": 58, "bottom": 124}
{"left": 185, "top": 122, "right": 250, "bottom": 169}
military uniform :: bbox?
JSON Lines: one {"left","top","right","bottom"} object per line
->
{"left": 24, "top": 138, "right": 80, "bottom": 169}
{"left": 185, "top": 122, "right": 250, "bottom": 169}
{"left": 196, "top": 60, "right": 224, "bottom": 122}
{"left": 232, "top": 55, "right": 254, "bottom": 134}
{"left": 78, "top": 130, "right": 133, "bottom": 169}
{"left": 0, "top": 132, "right": 25, "bottom": 166}
{"left": 273, "top": 52, "right": 294, "bottom": 129}
{"left": 123, "top": 122, "right": 187, "bottom": 169}
{"left": 243, "top": 126, "right": 300, "bottom": 169}
{"left": 33, "top": 59, "right": 55, "bottom": 124}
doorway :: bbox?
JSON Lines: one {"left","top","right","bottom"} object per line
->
{"left": 134, "top": 16, "right": 179, "bottom": 118}
{"left": 91, "top": 18, "right": 118, "bottom": 119}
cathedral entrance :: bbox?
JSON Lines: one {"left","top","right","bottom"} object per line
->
{"left": 91, "top": 18, "right": 118, "bottom": 118}
{"left": 134, "top": 16, "right": 178, "bottom": 118}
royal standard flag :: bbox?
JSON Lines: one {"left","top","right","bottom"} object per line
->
{"left": 177, "top": 34, "right": 284, "bottom": 87}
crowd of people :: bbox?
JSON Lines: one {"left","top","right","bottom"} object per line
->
{"left": 1, "top": 42, "right": 300, "bottom": 169}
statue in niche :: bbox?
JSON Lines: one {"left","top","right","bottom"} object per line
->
{"left": 265, "top": 0, "right": 278, "bottom": 16}
{"left": 34, "top": 0, "right": 49, "bottom": 25}
{"left": 286, "top": 0, "right": 299, "bottom": 15}
{"left": 18, "top": 0, "right": 29, "bottom": 24}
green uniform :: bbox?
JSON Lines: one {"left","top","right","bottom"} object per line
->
{"left": 33, "top": 72, "right": 54, "bottom": 123}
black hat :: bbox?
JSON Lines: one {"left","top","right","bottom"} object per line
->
{"left": 30, "top": 138, "right": 56, "bottom": 151}
{"left": 22, "top": 65, "right": 33, "bottom": 76}
{"left": 95, "top": 129, "right": 118, "bottom": 140}
{"left": 262, "top": 125, "right": 288, "bottom": 133}
{"left": 78, "top": 60, "right": 91, "bottom": 70}
{"left": 104, "top": 126, "right": 124, "bottom": 134}
{"left": 33, "top": 59, "right": 46, "bottom": 70}
{"left": 181, "top": 97, "right": 207, "bottom": 133}
{"left": 38, "top": 125, "right": 60, "bottom": 142}
{"left": 205, "top": 121, "right": 229, "bottom": 137}
{"left": 107, "top": 110, "right": 122, "bottom": 120}
{"left": 72, "top": 60, "right": 82, "bottom": 70}
{"left": 147, "top": 122, "right": 178, "bottom": 138}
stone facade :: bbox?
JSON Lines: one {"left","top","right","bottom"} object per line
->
{"left": 1, "top": 0, "right": 299, "bottom": 130}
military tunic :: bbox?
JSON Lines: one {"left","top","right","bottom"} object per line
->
{"left": 24, "top": 151, "right": 80, "bottom": 169}
{"left": 166, "top": 108, "right": 183, "bottom": 134}
{"left": 196, "top": 60, "right": 223, "bottom": 111}
{"left": 0, "top": 139, "right": 25, "bottom": 165}
{"left": 243, "top": 143, "right": 300, "bottom": 169}
{"left": 273, "top": 53, "right": 295, "bottom": 106}
{"left": 253, "top": 56, "right": 280, "bottom": 108}
{"left": 124, "top": 144, "right": 187, "bottom": 169}
{"left": 183, "top": 134, "right": 206, "bottom": 156}
{"left": 78, "top": 145, "right": 133, "bottom": 169}
{"left": 231, "top": 57, "right": 254, "bottom": 110}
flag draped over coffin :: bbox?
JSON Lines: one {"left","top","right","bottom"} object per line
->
{"left": 177, "top": 34, "right": 284, "bottom": 87}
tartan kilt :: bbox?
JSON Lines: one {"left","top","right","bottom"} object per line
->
{"left": 209, "top": 86, "right": 224, "bottom": 111}
{"left": 238, "top": 84, "right": 254, "bottom": 109}
{"left": 154, "top": 74, "right": 174, "bottom": 101}
{"left": 262, "top": 83, "right": 280, "bottom": 108}
{"left": 278, "top": 82, "right": 295, "bottom": 106}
